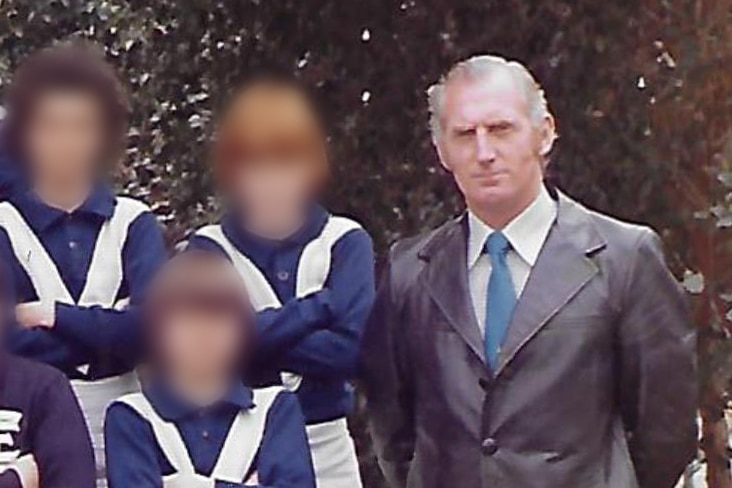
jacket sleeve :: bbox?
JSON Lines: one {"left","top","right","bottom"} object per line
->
{"left": 31, "top": 371, "right": 96, "bottom": 488}
{"left": 618, "top": 229, "right": 697, "bottom": 488}
{"left": 359, "top": 244, "right": 415, "bottom": 488}
{"left": 276, "top": 229, "right": 375, "bottom": 379}
{"left": 187, "top": 234, "right": 334, "bottom": 356}
{"left": 52, "top": 211, "right": 167, "bottom": 363}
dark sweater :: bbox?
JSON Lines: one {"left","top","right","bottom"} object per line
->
{"left": 0, "top": 354, "right": 95, "bottom": 488}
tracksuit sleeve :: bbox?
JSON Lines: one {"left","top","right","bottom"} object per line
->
{"left": 31, "top": 371, "right": 96, "bottom": 488}
{"left": 253, "top": 293, "right": 333, "bottom": 356}
{"left": 0, "top": 228, "right": 87, "bottom": 369}
{"left": 105, "top": 402, "right": 164, "bottom": 488}
{"left": 0, "top": 148, "right": 21, "bottom": 202}
{"left": 187, "top": 234, "right": 334, "bottom": 356}
{"left": 0, "top": 471, "right": 21, "bottom": 488}
{"left": 242, "top": 392, "right": 316, "bottom": 488}
{"left": 52, "top": 211, "right": 167, "bottom": 362}
{"left": 277, "top": 229, "right": 376, "bottom": 378}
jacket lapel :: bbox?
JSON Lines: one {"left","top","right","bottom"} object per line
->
{"left": 419, "top": 216, "right": 485, "bottom": 364}
{"left": 494, "top": 193, "right": 606, "bottom": 377}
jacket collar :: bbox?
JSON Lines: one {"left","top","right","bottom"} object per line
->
{"left": 418, "top": 187, "right": 607, "bottom": 375}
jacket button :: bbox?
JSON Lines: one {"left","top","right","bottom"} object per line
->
{"left": 481, "top": 438, "right": 498, "bottom": 456}
{"left": 479, "top": 377, "right": 491, "bottom": 391}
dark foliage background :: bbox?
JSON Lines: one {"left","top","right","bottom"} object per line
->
{"left": 1, "top": 1, "right": 732, "bottom": 487}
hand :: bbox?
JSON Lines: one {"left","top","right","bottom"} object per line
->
{"left": 163, "top": 472, "right": 214, "bottom": 488}
{"left": 13, "top": 454, "right": 38, "bottom": 488}
{"left": 16, "top": 302, "right": 55, "bottom": 329}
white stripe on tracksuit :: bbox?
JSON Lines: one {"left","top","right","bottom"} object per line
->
{"left": 0, "top": 197, "right": 149, "bottom": 487}
{"left": 193, "top": 214, "right": 363, "bottom": 488}
{"left": 116, "top": 386, "right": 283, "bottom": 487}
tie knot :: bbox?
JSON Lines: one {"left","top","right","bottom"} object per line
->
{"left": 484, "top": 231, "right": 511, "bottom": 257}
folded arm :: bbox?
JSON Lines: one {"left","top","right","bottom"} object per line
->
{"left": 52, "top": 211, "right": 167, "bottom": 363}
{"left": 277, "top": 229, "right": 375, "bottom": 379}
{"left": 0, "top": 228, "right": 86, "bottom": 369}
{"left": 187, "top": 233, "right": 334, "bottom": 357}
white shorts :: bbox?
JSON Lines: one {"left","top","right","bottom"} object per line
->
{"left": 71, "top": 372, "right": 140, "bottom": 488}
{"left": 306, "top": 418, "right": 362, "bottom": 488}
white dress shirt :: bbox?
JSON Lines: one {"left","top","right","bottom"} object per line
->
{"left": 468, "top": 185, "right": 558, "bottom": 334}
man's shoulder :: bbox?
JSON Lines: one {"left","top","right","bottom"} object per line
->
{"left": 390, "top": 217, "right": 459, "bottom": 264}
{"left": 385, "top": 217, "right": 461, "bottom": 292}
{"left": 572, "top": 199, "right": 656, "bottom": 251}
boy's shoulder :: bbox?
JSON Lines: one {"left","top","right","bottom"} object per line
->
{"left": 324, "top": 213, "right": 373, "bottom": 245}
{"left": 1, "top": 354, "right": 69, "bottom": 404}
{"left": 113, "top": 195, "right": 153, "bottom": 215}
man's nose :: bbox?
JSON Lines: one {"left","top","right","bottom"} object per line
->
{"left": 475, "top": 127, "right": 496, "bottom": 164}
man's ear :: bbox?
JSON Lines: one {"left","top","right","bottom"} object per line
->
{"left": 538, "top": 114, "right": 557, "bottom": 157}
{"left": 434, "top": 137, "right": 452, "bottom": 173}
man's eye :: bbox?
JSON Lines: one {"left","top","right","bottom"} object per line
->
{"left": 456, "top": 128, "right": 475, "bottom": 137}
{"left": 490, "top": 123, "right": 512, "bottom": 134}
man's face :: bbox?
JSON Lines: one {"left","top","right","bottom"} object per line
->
{"left": 435, "top": 72, "right": 554, "bottom": 214}
{"left": 25, "top": 90, "right": 106, "bottom": 181}
{"left": 160, "top": 307, "right": 242, "bottom": 381}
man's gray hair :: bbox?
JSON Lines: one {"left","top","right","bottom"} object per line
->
{"left": 427, "top": 55, "right": 552, "bottom": 142}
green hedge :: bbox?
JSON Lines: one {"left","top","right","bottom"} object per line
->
{"left": 2, "top": 1, "right": 731, "bottom": 486}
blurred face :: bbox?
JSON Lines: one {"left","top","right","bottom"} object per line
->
{"left": 25, "top": 90, "right": 106, "bottom": 182}
{"left": 234, "top": 161, "right": 312, "bottom": 223}
{"left": 435, "top": 71, "right": 555, "bottom": 217}
{"left": 159, "top": 307, "right": 242, "bottom": 382}
{"left": 220, "top": 84, "right": 326, "bottom": 227}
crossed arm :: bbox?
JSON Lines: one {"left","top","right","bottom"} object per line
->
{"left": 3, "top": 212, "right": 167, "bottom": 369}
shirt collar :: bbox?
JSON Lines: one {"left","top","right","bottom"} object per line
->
{"left": 14, "top": 183, "right": 116, "bottom": 232}
{"left": 144, "top": 379, "right": 255, "bottom": 422}
{"left": 221, "top": 204, "right": 329, "bottom": 261}
{"left": 467, "top": 184, "right": 557, "bottom": 269}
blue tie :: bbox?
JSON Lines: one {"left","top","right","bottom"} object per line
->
{"left": 484, "top": 232, "right": 517, "bottom": 370}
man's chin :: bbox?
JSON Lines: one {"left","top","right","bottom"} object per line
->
{"left": 470, "top": 188, "right": 514, "bottom": 208}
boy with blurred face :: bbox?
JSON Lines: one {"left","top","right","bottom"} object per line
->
{"left": 0, "top": 42, "right": 167, "bottom": 486}
{"left": 187, "top": 74, "right": 375, "bottom": 488}
{"left": 105, "top": 251, "right": 315, "bottom": 488}
{"left": 0, "top": 270, "right": 95, "bottom": 488}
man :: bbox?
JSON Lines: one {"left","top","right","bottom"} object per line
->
{"left": 361, "top": 55, "right": 697, "bottom": 488}
{"left": 0, "top": 272, "right": 96, "bottom": 488}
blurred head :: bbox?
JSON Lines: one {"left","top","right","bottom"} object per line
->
{"left": 213, "top": 73, "right": 328, "bottom": 223}
{"left": 143, "top": 251, "right": 254, "bottom": 383}
{"left": 3, "top": 41, "right": 129, "bottom": 183}
{"left": 428, "top": 55, "right": 556, "bottom": 224}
